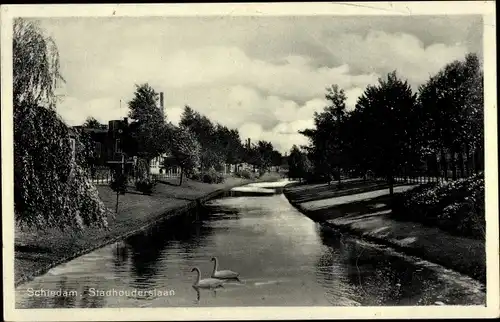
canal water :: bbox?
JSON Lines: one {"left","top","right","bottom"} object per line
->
{"left": 16, "top": 182, "right": 485, "bottom": 308}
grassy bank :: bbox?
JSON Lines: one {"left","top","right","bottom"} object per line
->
{"left": 15, "top": 172, "right": 282, "bottom": 286}
{"left": 283, "top": 180, "right": 486, "bottom": 283}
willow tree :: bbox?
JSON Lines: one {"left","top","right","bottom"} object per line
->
{"left": 14, "top": 18, "right": 111, "bottom": 230}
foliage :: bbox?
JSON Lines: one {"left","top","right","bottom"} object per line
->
{"left": 110, "top": 172, "right": 127, "bottom": 195}
{"left": 13, "top": 18, "right": 64, "bottom": 108}
{"left": 256, "top": 140, "right": 275, "bottom": 170}
{"left": 188, "top": 169, "right": 202, "bottom": 181}
{"left": 214, "top": 124, "right": 245, "bottom": 164}
{"left": 135, "top": 158, "right": 151, "bottom": 180}
{"left": 287, "top": 145, "right": 313, "bottom": 180}
{"left": 135, "top": 177, "right": 156, "bottom": 195}
{"left": 179, "top": 105, "right": 282, "bottom": 171}
{"left": 202, "top": 168, "right": 225, "bottom": 184}
{"left": 300, "top": 85, "right": 347, "bottom": 180}
{"left": 297, "top": 53, "right": 483, "bottom": 193}
{"left": 353, "top": 71, "right": 419, "bottom": 182}
{"left": 391, "top": 173, "right": 485, "bottom": 239}
{"left": 127, "top": 83, "right": 167, "bottom": 167}
{"left": 14, "top": 103, "right": 111, "bottom": 230}
{"left": 418, "top": 53, "right": 484, "bottom": 179}
{"left": 132, "top": 158, "right": 157, "bottom": 193}
{"left": 166, "top": 124, "right": 201, "bottom": 185}
{"left": 13, "top": 19, "right": 110, "bottom": 230}
{"left": 82, "top": 116, "right": 105, "bottom": 129}
{"left": 235, "top": 169, "right": 253, "bottom": 179}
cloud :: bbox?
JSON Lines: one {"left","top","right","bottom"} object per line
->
{"left": 39, "top": 17, "right": 480, "bottom": 154}
{"left": 238, "top": 121, "right": 312, "bottom": 154}
{"left": 323, "top": 30, "right": 468, "bottom": 87}
{"left": 56, "top": 96, "right": 127, "bottom": 126}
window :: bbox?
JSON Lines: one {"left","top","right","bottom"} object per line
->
{"left": 115, "top": 139, "right": 122, "bottom": 154}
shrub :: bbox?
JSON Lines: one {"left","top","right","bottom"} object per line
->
{"left": 236, "top": 169, "right": 252, "bottom": 179}
{"left": 188, "top": 169, "right": 202, "bottom": 181}
{"left": 110, "top": 172, "right": 128, "bottom": 194}
{"left": 391, "top": 173, "right": 485, "bottom": 239}
{"left": 135, "top": 176, "right": 156, "bottom": 195}
{"left": 202, "top": 168, "right": 225, "bottom": 184}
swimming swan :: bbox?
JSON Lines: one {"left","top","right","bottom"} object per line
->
{"left": 191, "top": 267, "right": 224, "bottom": 289}
{"left": 211, "top": 257, "right": 240, "bottom": 279}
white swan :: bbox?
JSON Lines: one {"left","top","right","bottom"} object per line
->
{"left": 211, "top": 257, "right": 240, "bottom": 279}
{"left": 191, "top": 267, "right": 224, "bottom": 289}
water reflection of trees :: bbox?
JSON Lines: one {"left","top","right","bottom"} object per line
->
{"left": 79, "top": 285, "right": 105, "bottom": 308}
{"left": 123, "top": 206, "right": 215, "bottom": 287}
{"left": 316, "top": 226, "right": 360, "bottom": 305}
{"left": 113, "top": 241, "right": 130, "bottom": 271}
{"left": 317, "top": 227, "right": 442, "bottom": 305}
{"left": 22, "top": 278, "right": 77, "bottom": 308}
{"left": 343, "top": 241, "right": 434, "bottom": 305}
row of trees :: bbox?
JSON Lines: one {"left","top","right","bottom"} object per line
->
{"left": 119, "top": 84, "right": 284, "bottom": 184}
{"left": 12, "top": 17, "right": 283, "bottom": 229}
{"left": 290, "top": 53, "right": 484, "bottom": 196}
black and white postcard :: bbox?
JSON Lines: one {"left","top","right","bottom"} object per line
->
{"left": 2, "top": 2, "right": 498, "bottom": 321}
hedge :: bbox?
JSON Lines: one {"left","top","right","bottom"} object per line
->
{"left": 391, "top": 172, "right": 485, "bottom": 240}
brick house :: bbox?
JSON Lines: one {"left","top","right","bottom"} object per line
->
{"left": 71, "top": 118, "right": 134, "bottom": 174}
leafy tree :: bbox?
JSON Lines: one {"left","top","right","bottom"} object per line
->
{"left": 418, "top": 53, "right": 484, "bottom": 179}
{"left": 82, "top": 116, "right": 103, "bottom": 129}
{"left": 80, "top": 117, "right": 104, "bottom": 171}
{"left": 14, "top": 18, "right": 110, "bottom": 230}
{"left": 166, "top": 124, "right": 201, "bottom": 186}
{"left": 353, "top": 71, "right": 418, "bottom": 196}
{"left": 213, "top": 124, "right": 244, "bottom": 164}
{"left": 300, "top": 84, "right": 348, "bottom": 183}
{"left": 179, "top": 106, "right": 224, "bottom": 172}
{"left": 179, "top": 105, "right": 197, "bottom": 129}
{"left": 288, "top": 145, "right": 311, "bottom": 180}
{"left": 256, "top": 140, "right": 275, "bottom": 170}
{"left": 127, "top": 83, "right": 167, "bottom": 170}
{"left": 270, "top": 150, "right": 283, "bottom": 168}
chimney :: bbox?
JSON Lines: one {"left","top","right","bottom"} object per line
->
{"left": 159, "top": 92, "right": 164, "bottom": 118}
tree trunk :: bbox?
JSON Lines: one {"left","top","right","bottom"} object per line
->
{"left": 441, "top": 148, "right": 448, "bottom": 180}
{"left": 472, "top": 147, "right": 478, "bottom": 174}
{"left": 178, "top": 167, "right": 184, "bottom": 186}
{"left": 434, "top": 152, "right": 439, "bottom": 182}
{"left": 388, "top": 171, "right": 394, "bottom": 210}
{"left": 458, "top": 148, "right": 465, "bottom": 178}
{"left": 451, "top": 151, "right": 457, "bottom": 180}
{"left": 115, "top": 191, "right": 119, "bottom": 214}
{"left": 464, "top": 145, "right": 470, "bottom": 177}
{"left": 478, "top": 145, "right": 484, "bottom": 172}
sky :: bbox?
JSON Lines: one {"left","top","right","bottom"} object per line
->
{"left": 38, "top": 15, "right": 483, "bottom": 154}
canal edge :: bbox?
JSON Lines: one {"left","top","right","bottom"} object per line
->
{"left": 282, "top": 186, "right": 486, "bottom": 285}
{"left": 14, "top": 178, "right": 268, "bottom": 288}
